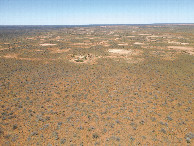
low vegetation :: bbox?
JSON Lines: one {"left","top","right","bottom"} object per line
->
{"left": 0, "top": 24, "right": 193, "bottom": 145}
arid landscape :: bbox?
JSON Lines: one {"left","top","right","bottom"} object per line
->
{"left": 0, "top": 25, "right": 193, "bottom": 145}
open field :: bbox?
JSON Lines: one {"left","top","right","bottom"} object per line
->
{"left": 0, "top": 25, "right": 194, "bottom": 145}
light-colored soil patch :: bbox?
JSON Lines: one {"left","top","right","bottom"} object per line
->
{"left": 168, "top": 41, "right": 182, "bottom": 45}
{"left": 147, "top": 35, "right": 160, "bottom": 38}
{"left": 105, "top": 55, "right": 143, "bottom": 63}
{"left": 26, "top": 37, "right": 35, "bottom": 40}
{"left": 4, "top": 53, "right": 18, "bottom": 59}
{"left": 35, "top": 49, "right": 44, "bottom": 52}
{"left": 107, "top": 49, "right": 143, "bottom": 63}
{"left": 40, "top": 43, "right": 57, "bottom": 46}
{"left": 103, "top": 44, "right": 110, "bottom": 47}
{"left": 181, "top": 43, "right": 189, "bottom": 45}
{"left": 108, "top": 49, "right": 132, "bottom": 55}
{"left": 70, "top": 43, "right": 94, "bottom": 48}
{"left": 0, "top": 48, "right": 9, "bottom": 51}
{"left": 134, "top": 42, "right": 145, "bottom": 45}
{"left": 168, "top": 46, "right": 194, "bottom": 55}
{"left": 168, "top": 41, "right": 190, "bottom": 45}
{"left": 108, "top": 49, "right": 142, "bottom": 56}
{"left": 126, "top": 36, "right": 135, "bottom": 38}
{"left": 48, "top": 48, "right": 70, "bottom": 54}
{"left": 71, "top": 43, "right": 92, "bottom": 46}
{"left": 3, "top": 53, "right": 57, "bottom": 62}
{"left": 118, "top": 43, "right": 128, "bottom": 46}
{"left": 19, "top": 58, "right": 43, "bottom": 61}
{"left": 98, "top": 41, "right": 109, "bottom": 46}
{"left": 139, "top": 34, "right": 151, "bottom": 36}
{"left": 3, "top": 53, "right": 41, "bottom": 61}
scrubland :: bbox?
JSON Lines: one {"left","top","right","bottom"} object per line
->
{"left": 0, "top": 25, "right": 193, "bottom": 145}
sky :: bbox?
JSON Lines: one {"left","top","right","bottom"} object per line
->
{"left": 0, "top": 0, "right": 194, "bottom": 25}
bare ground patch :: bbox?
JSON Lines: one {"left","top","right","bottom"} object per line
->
{"left": 147, "top": 35, "right": 160, "bottom": 38}
{"left": 108, "top": 49, "right": 132, "bottom": 55}
{"left": 0, "top": 48, "right": 9, "bottom": 51}
{"left": 107, "top": 49, "right": 143, "bottom": 63}
{"left": 48, "top": 48, "right": 71, "bottom": 54}
{"left": 118, "top": 43, "right": 128, "bottom": 46}
{"left": 168, "top": 41, "right": 182, "bottom": 45}
{"left": 139, "top": 34, "right": 151, "bottom": 36}
{"left": 71, "top": 43, "right": 93, "bottom": 46}
{"left": 108, "top": 49, "right": 142, "bottom": 56}
{"left": 103, "top": 44, "right": 110, "bottom": 47}
{"left": 40, "top": 43, "right": 57, "bottom": 46}
{"left": 3, "top": 53, "right": 58, "bottom": 62}
{"left": 4, "top": 53, "right": 18, "bottom": 59}
{"left": 126, "top": 36, "right": 136, "bottom": 38}
{"left": 134, "top": 42, "right": 145, "bottom": 45}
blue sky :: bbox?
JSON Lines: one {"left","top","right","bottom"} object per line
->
{"left": 0, "top": 0, "right": 194, "bottom": 25}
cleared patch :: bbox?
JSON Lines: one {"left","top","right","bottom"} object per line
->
{"left": 35, "top": 49, "right": 44, "bottom": 52}
{"left": 0, "top": 48, "right": 9, "bottom": 51}
{"left": 126, "top": 36, "right": 136, "bottom": 38}
{"left": 103, "top": 44, "right": 110, "bottom": 47}
{"left": 108, "top": 49, "right": 132, "bottom": 55}
{"left": 168, "top": 41, "right": 182, "bottom": 45}
{"left": 48, "top": 48, "right": 70, "bottom": 54}
{"left": 147, "top": 35, "right": 160, "bottom": 38}
{"left": 71, "top": 43, "right": 92, "bottom": 46}
{"left": 40, "top": 43, "right": 57, "bottom": 46}
{"left": 107, "top": 49, "right": 143, "bottom": 63}
{"left": 181, "top": 43, "right": 189, "bottom": 45}
{"left": 3, "top": 53, "right": 58, "bottom": 62}
{"left": 139, "top": 34, "right": 151, "bottom": 36}
{"left": 4, "top": 53, "right": 18, "bottom": 58}
{"left": 118, "top": 43, "right": 128, "bottom": 46}
{"left": 134, "top": 42, "right": 145, "bottom": 45}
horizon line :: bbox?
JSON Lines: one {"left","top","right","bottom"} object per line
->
{"left": 0, "top": 23, "right": 194, "bottom": 26}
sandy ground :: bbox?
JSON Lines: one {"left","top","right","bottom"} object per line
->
{"left": 108, "top": 49, "right": 132, "bottom": 55}
{"left": 134, "top": 42, "right": 145, "bottom": 45}
{"left": 0, "top": 48, "right": 9, "bottom": 51}
{"left": 127, "top": 36, "right": 136, "bottom": 38}
{"left": 107, "top": 49, "right": 143, "bottom": 63}
{"left": 40, "top": 44, "right": 57, "bottom": 46}
{"left": 118, "top": 43, "right": 128, "bottom": 46}
{"left": 138, "top": 34, "right": 151, "bottom": 36}
{"left": 4, "top": 54, "right": 18, "bottom": 59}
{"left": 2, "top": 53, "right": 57, "bottom": 62}
{"left": 48, "top": 48, "right": 70, "bottom": 54}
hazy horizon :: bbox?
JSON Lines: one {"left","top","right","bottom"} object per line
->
{"left": 0, "top": 0, "right": 194, "bottom": 25}
{"left": 1, "top": 23, "right": 194, "bottom": 27}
